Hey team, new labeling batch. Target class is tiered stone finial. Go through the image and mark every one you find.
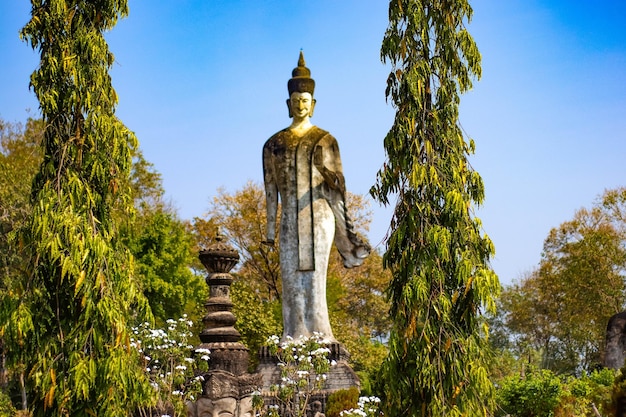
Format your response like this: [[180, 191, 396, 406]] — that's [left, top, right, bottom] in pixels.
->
[[196, 233, 248, 374], [199, 233, 240, 274]]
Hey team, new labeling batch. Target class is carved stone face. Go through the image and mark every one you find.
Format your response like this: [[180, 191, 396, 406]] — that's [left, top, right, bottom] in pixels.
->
[[196, 397, 238, 417], [289, 92, 315, 120], [237, 396, 253, 417]]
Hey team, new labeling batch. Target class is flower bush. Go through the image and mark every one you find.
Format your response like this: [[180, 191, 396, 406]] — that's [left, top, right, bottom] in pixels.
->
[[339, 396, 382, 417], [131, 315, 209, 417], [265, 333, 334, 417]]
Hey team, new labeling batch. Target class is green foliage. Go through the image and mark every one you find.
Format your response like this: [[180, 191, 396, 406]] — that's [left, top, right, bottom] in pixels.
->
[[611, 361, 626, 417], [230, 279, 282, 368], [373, 1, 499, 415], [1, 118, 204, 413], [325, 387, 360, 417], [495, 368, 615, 417], [2, 1, 156, 415], [125, 205, 206, 326], [559, 370, 615, 417]]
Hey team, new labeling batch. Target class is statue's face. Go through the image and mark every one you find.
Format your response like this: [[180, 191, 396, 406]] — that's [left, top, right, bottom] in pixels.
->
[[196, 397, 238, 417], [289, 92, 314, 119]]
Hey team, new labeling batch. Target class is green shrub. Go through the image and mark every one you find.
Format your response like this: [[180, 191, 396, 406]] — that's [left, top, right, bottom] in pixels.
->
[[496, 369, 563, 417], [0, 390, 16, 417], [496, 368, 615, 417], [325, 387, 359, 417]]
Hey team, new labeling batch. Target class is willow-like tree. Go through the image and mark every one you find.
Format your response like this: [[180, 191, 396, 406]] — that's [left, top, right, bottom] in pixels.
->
[[6, 1, 153, 415], [371, 1, 500, 415]]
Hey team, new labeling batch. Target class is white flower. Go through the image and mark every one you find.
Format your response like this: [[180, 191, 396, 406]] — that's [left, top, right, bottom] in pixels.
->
[[201, 355, 210, 361], [172, 390, 182, 396], [185, 357, 195, 363], [195, 348, 211, 354], [175, 365, 187, 371], [330, 360, 337, 366]]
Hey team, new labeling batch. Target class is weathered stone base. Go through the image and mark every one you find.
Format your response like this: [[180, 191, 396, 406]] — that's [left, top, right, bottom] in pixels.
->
[[256, 342, 360, 414]]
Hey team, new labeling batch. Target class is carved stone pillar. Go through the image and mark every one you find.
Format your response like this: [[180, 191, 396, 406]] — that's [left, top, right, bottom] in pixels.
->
[[187, 235, 262, 417]]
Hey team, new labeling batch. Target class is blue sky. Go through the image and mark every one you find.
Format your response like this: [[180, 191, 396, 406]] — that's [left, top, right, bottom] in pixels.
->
[[1, 1, 625, 285]]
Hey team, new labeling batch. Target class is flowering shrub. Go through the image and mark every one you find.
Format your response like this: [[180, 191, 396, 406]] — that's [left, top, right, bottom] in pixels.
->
[[131, 316, 209, 417], [339, 396, 382, 417], [265, 333, 334, 417]]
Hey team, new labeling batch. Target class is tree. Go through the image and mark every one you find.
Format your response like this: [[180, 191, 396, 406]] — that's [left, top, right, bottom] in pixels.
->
[[1, 115, 205, 412], [499, 189, 626, 374], [371, 1, 500, 415], [4, 2, 154, 415], [125, 204, 206, 326]]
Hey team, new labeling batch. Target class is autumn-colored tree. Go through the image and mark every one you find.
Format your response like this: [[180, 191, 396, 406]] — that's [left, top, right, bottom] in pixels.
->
[[4, 2, 154, 415], [200, 181, 282, 301], [500, 188, 626, 374], [372, 1, 500, 415]]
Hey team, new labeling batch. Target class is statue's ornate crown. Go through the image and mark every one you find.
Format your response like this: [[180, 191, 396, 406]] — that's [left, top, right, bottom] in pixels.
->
[[288, 51, 315, 95]]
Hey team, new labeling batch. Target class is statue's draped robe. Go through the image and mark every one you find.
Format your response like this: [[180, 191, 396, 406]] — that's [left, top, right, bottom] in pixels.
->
[[263, 126, 369, 340]]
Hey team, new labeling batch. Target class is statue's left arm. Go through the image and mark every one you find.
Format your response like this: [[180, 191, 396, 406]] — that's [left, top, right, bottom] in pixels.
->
[[313, 135, 371, 268]]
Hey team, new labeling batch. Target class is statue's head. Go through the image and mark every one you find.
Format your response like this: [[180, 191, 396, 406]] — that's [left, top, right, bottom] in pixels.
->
[[287, 51, 316, 119]]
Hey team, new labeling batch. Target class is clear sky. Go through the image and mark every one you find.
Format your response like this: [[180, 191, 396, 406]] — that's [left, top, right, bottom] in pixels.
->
[[1, 1, 625, 285]]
